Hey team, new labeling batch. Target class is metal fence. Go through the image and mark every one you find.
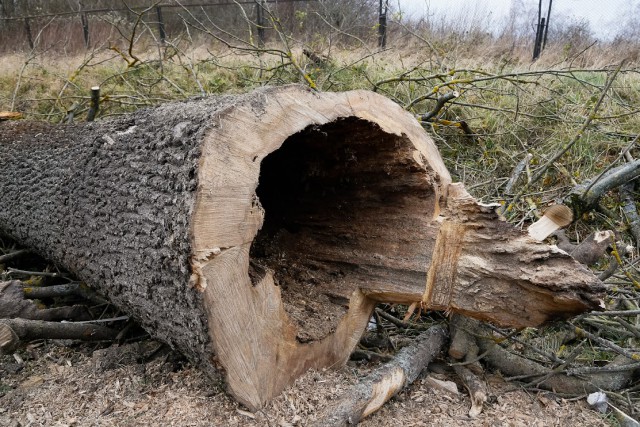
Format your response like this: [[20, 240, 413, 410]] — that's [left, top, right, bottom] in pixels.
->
[[0, 0, 389, 52]]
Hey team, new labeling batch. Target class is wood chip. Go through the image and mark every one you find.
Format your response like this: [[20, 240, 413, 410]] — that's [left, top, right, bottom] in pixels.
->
[[0, 111, 22, 121], [424, 375, 460, 395], [236, 409, 256, 419]]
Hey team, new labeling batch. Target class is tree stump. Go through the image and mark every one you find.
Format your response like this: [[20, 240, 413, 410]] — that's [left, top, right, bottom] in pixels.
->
[[0, 85, 604, 409]]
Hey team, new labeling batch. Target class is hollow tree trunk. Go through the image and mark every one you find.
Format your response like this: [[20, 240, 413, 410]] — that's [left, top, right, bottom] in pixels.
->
[[0, 85, 603, 410]]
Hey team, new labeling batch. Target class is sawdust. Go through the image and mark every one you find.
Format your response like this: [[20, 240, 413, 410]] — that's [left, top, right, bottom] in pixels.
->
[[0, 340, 610, 426]]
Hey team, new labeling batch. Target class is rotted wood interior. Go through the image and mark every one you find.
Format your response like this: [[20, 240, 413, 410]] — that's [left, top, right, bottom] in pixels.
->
[[250, 118, 441, 343]]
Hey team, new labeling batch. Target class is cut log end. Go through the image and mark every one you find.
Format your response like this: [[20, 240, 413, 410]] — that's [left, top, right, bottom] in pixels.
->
[[528, 204, 573, 241], [191, 88, 451, 408], [0, 323, 19, 355]]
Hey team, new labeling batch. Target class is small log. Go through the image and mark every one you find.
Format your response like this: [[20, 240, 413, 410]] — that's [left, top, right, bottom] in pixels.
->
[[22, 282, 82, 299], [6, 267, 66, 278], [569, 231, 614, 265], [471, 319, 640, 393], [0, 318, 118, 355], [311, 325, 447, 426], [554, 230, 613, 265], [24, 282, 108, 305], [570, 160, 640, 215], [453, 364, 487, 418], [450, 315, 640, 395], [449, 313, 486, 417], [0, 280, 91, 321], [0, 249, 29, 263], [448, 314, 480, 362]]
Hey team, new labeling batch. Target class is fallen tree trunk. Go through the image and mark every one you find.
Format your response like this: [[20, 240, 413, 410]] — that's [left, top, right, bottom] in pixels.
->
[[0, 85, 604, 409]]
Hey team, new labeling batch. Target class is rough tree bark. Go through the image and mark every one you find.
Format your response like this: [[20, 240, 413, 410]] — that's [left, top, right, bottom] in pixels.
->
[[0, 85, 604, 410]]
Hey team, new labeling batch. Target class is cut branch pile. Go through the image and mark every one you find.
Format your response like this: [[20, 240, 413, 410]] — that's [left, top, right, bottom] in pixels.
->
[[0, 246, 134, 354]]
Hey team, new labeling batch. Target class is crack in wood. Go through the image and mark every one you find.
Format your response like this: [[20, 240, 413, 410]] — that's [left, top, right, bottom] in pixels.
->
[[423, 220, 466, 311]]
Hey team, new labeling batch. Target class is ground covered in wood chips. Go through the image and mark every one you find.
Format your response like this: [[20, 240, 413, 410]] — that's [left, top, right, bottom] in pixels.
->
[[0, 339, 611, 427]]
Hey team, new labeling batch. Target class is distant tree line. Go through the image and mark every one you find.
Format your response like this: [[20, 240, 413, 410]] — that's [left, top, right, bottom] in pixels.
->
[[0, 0, 380, 52]]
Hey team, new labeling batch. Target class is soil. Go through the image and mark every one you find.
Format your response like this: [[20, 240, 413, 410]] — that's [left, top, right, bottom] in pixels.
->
[[0, 339, 610, 427]]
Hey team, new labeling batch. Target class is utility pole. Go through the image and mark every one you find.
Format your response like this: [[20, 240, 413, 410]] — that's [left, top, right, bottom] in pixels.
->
[[533, 0, 552, 60], [543, 0, 553, 50]]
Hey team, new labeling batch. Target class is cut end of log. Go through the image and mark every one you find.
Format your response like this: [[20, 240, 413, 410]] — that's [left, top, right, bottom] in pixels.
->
[[191, 86, 452, 409], [528, 204, 573, 241], [0, 322, 19, 355]]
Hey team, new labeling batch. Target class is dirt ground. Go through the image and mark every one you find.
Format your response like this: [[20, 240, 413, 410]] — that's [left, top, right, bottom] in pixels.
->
[[0, 339, 611, 427]]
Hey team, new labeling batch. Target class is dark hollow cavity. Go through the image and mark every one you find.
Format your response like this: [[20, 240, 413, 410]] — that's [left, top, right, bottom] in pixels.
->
[[250, 118, 437, 343]]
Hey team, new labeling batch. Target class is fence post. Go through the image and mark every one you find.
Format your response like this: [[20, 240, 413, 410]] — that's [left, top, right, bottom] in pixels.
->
[[532, 17, 545, 60], [542, 0, 553, 50], [378, 0, 387, 48], [24, 17, 34, 49], [256, 0, 265, 47], [80, 11, 90, 48], [156, 6, 166, 44], [532, 0, 542, 60], [87, 86, 100, 122]]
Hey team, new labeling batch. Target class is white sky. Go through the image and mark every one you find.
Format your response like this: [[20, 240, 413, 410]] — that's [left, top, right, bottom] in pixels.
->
[[395, 0, 639, 39]]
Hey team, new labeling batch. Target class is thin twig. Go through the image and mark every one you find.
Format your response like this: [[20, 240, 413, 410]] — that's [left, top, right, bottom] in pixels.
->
[[6, 268, 68, 278], [505, 61, 626, 215], [0, 249, 30, 264], [572, 324, 640, 361]]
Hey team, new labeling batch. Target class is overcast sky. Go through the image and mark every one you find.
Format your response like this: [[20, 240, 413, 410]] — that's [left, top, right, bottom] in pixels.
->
[[395, 0, 638, 39]]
